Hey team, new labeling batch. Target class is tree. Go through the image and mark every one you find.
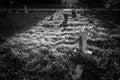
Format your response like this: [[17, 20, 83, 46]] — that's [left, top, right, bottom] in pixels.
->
[[61, 0, 79, 8], [105, 0, 120, 8]]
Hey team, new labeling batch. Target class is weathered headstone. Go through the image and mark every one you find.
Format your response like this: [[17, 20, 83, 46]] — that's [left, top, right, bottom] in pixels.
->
[[64, 14, 68, 20], [79, 31, 88, 54], [73, 65, 84, 80], [24, 5, 29, 13], [72, 10, 77, 18], [60, 14, 68, 28]]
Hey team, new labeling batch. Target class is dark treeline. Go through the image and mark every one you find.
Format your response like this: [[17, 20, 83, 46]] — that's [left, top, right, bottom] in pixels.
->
[[0, 0, 61, 7], [0, 0, 102, 7], [0, 0, 120, 8]]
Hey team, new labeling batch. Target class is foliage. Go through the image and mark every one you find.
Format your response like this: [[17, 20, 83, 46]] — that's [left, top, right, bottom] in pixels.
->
[[105, 0, 120, 8], [61, 0, 79, 8], [0, 43, 74, 80], [0, 46, 26, 79]]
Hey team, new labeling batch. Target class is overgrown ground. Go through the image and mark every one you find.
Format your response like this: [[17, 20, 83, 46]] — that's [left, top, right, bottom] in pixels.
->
[[0, 9, 120, 80]]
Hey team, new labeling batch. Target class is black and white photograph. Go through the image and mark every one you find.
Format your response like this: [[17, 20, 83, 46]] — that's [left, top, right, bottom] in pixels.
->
[[0, 0, 120, 80]]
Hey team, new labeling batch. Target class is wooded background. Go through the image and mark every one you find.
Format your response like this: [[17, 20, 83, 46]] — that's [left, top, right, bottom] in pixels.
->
[[0, 0, 120, 8]]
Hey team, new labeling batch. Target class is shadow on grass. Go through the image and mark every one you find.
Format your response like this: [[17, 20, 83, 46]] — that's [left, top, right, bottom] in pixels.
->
[[0, 11, 54, 42], [91, 10, 120, 29]]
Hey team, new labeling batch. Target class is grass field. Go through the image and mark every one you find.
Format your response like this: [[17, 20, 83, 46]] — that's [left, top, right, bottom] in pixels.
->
[[0, 9, 120, 80]]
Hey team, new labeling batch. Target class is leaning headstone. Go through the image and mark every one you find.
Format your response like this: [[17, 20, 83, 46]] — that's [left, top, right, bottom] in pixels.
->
[[73, 65, 84, 80], [60, 14, 68, 28]]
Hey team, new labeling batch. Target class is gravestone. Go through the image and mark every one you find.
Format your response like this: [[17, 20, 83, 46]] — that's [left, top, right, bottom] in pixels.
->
[[73, 65, 84, 80], [60, 14, 68, 28], [24, 5, 29, 13], [72, 10, 77, 18], [79, 31, 88, 54]]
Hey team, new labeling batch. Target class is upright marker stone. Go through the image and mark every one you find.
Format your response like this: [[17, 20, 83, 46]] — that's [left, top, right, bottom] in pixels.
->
[[24, 5, 29, 13], [79, 31, 88, 54], [72, 10, 77, 18]]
